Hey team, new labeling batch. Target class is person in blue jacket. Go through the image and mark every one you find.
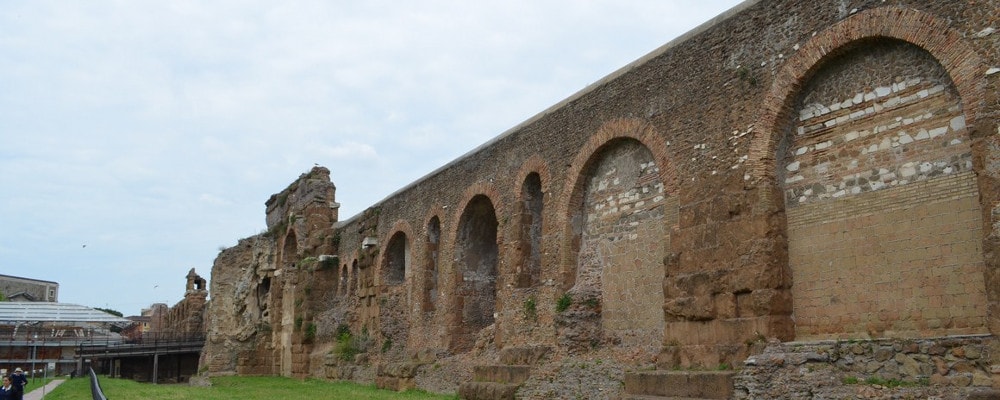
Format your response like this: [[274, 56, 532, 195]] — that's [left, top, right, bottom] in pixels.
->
[[0, 375, 23, 400]]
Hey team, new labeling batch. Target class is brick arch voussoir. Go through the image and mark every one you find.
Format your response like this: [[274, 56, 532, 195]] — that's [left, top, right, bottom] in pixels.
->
[[444, 182, 506, 285], [514, 155, 553, 195], [747, 6, 986, 187], [446, 182, 507, 248], [554, 117, 677, 287], [377, 219, 415, 287]]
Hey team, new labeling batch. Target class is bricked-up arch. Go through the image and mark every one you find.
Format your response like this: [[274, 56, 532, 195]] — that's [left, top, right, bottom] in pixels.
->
[[281, 231, 298, 269], [747, 6, 987, 200], [339, 263, 348, 297], [774, 37, 988, 339], [383, 231, 409, 286], [515, 172, 543, 288], [566, 137, 671, 346], [350, 259, 359, 297], [423, 215, 441, 312], [450, 194, 499, 353]]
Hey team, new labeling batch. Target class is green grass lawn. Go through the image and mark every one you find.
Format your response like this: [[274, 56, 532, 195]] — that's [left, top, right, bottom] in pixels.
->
[[43, 375, 458, 400]]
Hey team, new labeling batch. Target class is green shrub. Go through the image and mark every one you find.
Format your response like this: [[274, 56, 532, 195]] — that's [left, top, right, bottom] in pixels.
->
[[556, 293, 572, 313], [304, 323, 317, 343], [523, 296, 538, 321]]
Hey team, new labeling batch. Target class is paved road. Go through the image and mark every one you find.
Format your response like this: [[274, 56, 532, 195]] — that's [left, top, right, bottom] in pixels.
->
[[23, 379, 66, 400]]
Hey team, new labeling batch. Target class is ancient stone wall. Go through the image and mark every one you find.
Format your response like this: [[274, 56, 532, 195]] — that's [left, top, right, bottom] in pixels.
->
[[155, 269, 209, 335], [202, 0, 1000, 396]]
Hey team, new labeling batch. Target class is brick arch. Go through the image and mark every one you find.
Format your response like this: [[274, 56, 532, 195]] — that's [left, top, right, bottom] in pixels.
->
[[746, 6, 986, 186], [553, 118, 677, 346], [377, 219, 415, 286], [514, 154, 553, 192], [445, 182, 506, 353], [556, 118, 678, 290], [420, 207, 446, 313], [445, 182, 508, 248], [746, 6, 991, 340], [511, 155, 552, 288]]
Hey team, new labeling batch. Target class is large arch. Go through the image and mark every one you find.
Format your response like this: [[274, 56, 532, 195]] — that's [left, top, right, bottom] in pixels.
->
[[747, 6, 987, 187], [557, 119, 678, 346], [748, 8, 990, 340], [449, 194, 500, 353]]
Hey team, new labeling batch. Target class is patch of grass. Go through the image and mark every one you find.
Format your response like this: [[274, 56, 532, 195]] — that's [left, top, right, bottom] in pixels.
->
[[555, 293, 572, 313], [842, 376, 859, 385], [863, 376, 922, 388], [45, 375, 457, 400]]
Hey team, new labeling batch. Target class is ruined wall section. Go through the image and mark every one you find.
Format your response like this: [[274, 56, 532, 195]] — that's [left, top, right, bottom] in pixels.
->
[[323, 0, 1000, 370], [160, 269, 209, 335], [203, 235, 279, 375], [204, 167, 341, 377], [201, 0, 1000, 394]]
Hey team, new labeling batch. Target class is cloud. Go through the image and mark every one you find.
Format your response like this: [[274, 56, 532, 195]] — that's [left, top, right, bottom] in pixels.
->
[[0, 0, 743, 314]]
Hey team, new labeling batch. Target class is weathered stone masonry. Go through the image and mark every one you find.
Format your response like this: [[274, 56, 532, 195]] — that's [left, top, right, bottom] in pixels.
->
[[203, 0, 1000, 398]]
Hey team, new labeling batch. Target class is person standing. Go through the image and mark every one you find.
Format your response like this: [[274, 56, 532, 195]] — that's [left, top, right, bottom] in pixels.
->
[[8, 369, 25, 393], [0, 376, 22, 400]]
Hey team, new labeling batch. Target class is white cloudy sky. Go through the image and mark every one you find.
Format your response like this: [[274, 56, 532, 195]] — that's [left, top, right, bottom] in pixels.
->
[[0, 1, 742, 316]]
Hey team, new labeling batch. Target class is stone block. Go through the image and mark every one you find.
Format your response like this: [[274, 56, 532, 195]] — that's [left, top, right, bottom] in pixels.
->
[[624, 370, 734, 398], [375, 376, 415, 392], [457, 381, 518, 400], [473, 365, 531, 385], [498, 346, 551, 365]]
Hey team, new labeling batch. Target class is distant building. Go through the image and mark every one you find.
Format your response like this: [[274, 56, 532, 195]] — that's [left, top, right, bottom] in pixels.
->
[[0, 274, 58, 302]]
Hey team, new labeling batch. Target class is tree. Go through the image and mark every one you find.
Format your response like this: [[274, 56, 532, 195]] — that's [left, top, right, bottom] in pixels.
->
[[95, 307, 123, 317]]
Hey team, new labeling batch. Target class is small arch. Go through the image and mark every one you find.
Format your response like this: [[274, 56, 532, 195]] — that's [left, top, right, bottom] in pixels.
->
[[339, 263, 348, 297], [424, 215, 442, 312], [350, 259, 359, 296], [383, 231, 409, 286], [281, 231, 298, 269], [514, 172, 543, 288]]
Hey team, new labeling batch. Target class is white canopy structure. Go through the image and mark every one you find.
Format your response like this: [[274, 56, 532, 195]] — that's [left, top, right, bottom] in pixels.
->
[[0, 302, 130, 324]]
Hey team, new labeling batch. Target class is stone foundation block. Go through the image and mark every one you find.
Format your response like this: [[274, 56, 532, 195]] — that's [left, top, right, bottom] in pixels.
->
[[498, 346, 551, 365], [457, 381, 518, 400], [473, 365, 531, 385], [374, 375, 415, 392], [624, 370, 734, 399]]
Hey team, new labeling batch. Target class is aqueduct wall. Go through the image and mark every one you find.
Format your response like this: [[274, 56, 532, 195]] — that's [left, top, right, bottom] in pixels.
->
[[202, 0, 1000, 397]]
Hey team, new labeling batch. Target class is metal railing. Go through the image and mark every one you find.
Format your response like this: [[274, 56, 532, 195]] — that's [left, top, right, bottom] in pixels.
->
[[76, 331, 206, 359], [88, 366, 108, 400]]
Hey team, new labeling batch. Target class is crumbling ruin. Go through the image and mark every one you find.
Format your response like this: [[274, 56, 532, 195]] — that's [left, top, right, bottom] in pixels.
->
[[201, 0, 1000, 398]]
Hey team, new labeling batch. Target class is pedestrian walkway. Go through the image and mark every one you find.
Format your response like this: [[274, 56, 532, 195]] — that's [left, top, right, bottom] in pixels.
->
[[23, 379, 65, 400]]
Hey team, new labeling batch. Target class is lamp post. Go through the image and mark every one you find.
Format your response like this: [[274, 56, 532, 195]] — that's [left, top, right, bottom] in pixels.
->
[[30, 334, 37, 385]]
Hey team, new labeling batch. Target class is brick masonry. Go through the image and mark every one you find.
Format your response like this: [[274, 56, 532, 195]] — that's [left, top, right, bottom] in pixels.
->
[[202, 0, 1000, 397]]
